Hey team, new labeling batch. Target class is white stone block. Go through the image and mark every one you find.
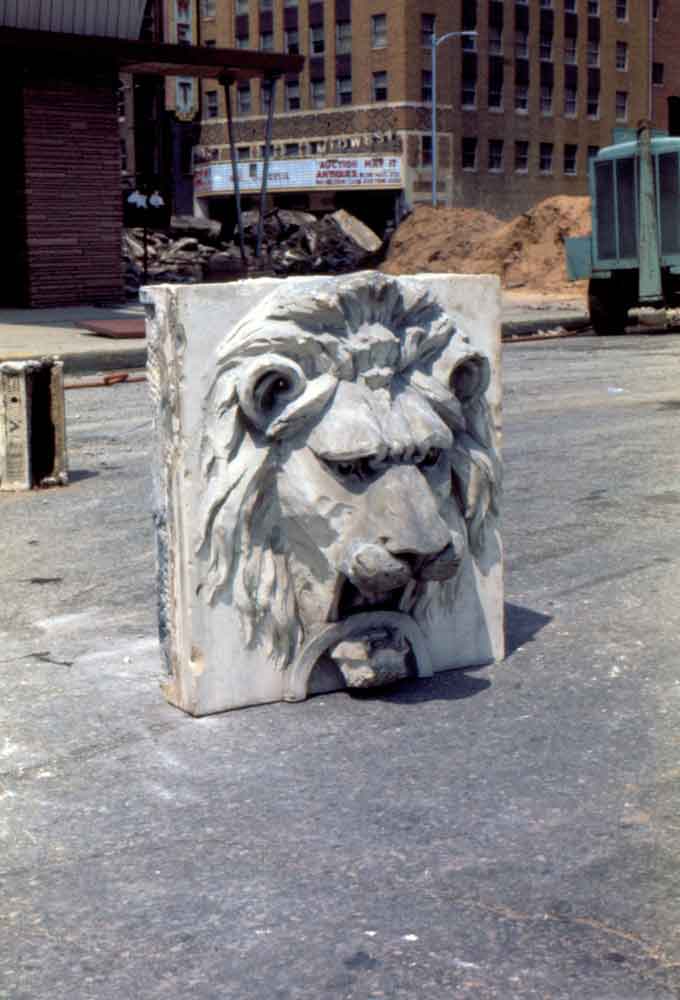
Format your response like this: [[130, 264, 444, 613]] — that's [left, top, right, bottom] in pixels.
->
[[143, 272, 503, 715], [0, 358, 68, 491]]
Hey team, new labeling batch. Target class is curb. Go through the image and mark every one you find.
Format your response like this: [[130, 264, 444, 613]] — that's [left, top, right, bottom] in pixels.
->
[[61, 348, 147, 375], [2, 315, 592, 377], [501, 315, 590, 340]]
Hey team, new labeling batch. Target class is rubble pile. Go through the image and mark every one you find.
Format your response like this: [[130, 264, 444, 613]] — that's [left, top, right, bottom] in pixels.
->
[[123, 209, 384, 295]]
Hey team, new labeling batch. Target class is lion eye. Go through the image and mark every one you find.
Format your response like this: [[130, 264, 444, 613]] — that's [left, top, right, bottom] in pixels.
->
[[332, 461, 357, 478], [419, 447, 442, 468]]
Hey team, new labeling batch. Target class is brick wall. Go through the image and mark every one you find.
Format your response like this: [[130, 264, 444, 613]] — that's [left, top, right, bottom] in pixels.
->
[[22, 75, 123, 308]]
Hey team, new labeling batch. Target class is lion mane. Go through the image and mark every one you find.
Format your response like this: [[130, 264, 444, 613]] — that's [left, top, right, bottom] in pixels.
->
[[197, 272, 500, 669]]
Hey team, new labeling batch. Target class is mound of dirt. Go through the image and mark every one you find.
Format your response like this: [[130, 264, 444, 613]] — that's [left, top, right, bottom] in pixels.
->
[[382, 195, 591, 294]]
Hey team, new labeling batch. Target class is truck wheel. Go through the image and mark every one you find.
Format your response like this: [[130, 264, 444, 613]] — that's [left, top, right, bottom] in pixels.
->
[[588, 279, 629, 335]]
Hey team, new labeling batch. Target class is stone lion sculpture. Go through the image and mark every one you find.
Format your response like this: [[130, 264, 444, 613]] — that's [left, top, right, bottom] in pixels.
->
[[194, 272, 500, 700]]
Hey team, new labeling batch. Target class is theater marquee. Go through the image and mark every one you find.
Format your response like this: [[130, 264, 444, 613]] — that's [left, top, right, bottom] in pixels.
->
[[194, 155, 403, 195]]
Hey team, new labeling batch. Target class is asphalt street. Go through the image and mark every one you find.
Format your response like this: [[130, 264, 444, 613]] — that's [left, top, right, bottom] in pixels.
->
[[1, 331, 680, 999]]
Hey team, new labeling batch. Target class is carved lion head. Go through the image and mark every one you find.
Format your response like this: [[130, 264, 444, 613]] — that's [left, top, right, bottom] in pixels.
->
[[198, 272, 500, 697]]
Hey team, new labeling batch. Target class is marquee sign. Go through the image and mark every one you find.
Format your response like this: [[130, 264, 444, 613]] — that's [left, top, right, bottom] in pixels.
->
[[194, 155, 403, 195]]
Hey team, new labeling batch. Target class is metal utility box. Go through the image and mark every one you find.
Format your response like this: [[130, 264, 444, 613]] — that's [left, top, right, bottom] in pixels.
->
[[0, 358, 68, 490]]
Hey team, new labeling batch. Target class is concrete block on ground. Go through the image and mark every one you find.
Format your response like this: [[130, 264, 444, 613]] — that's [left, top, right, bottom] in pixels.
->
[[0, 358, 68, 491], [143, 272, 503, 715]]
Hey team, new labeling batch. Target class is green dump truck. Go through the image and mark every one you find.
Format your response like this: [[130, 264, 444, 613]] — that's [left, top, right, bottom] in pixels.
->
[[566, 122, 680, 334]]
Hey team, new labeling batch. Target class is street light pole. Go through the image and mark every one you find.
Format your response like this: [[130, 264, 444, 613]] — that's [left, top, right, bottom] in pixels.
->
[[431, 29, 477, 207]]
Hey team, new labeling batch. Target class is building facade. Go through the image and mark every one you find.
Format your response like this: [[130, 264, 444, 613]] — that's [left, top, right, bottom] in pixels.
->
[[184, 0, 656, 227]]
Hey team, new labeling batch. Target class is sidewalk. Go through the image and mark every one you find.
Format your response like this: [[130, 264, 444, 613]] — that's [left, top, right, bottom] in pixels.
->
[[0, 291, 590, 375]]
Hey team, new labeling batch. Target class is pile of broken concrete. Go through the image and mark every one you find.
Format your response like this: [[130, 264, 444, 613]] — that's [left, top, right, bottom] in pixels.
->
[[123, 209, 383, 295]]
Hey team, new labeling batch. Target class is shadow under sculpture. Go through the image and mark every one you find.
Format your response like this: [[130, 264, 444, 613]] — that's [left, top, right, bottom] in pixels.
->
[[145, 271, 503, 715]]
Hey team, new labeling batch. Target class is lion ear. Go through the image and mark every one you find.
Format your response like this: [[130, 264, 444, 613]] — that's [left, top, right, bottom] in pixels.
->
[[237, 354, 336, 438], [237, 355, 307, 432]]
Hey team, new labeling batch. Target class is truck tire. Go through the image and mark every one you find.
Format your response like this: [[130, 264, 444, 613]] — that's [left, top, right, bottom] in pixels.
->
[[588, 278, 629, 335]]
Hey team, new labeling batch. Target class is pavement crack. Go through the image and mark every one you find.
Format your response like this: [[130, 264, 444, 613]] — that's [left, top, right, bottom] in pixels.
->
[[464, 898, 680, 970]]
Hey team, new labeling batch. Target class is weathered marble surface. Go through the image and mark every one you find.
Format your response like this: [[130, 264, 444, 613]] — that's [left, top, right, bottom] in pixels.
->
[[143, 272, 503, 715], [0, 358, 67, 491]]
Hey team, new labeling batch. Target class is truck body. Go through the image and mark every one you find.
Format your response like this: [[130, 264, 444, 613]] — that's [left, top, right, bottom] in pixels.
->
[[565, 124, 680, 333]]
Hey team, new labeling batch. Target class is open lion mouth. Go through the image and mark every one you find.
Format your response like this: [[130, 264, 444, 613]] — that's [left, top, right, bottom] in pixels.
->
[[329, 576, 421, 623], [324, 577, 423, 687]]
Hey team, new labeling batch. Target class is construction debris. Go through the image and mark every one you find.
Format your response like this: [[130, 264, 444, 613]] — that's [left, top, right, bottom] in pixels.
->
[[122, 209, 384, 295]]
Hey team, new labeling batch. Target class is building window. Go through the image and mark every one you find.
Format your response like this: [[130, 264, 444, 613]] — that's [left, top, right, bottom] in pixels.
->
[[653, 0, 660, 16], [421, 135, 432, 166], [260, 80, 273, 112], [371, 13, 387, 49], [488, 139, 504, 171], [372, 71, 388, 102], [540, 85, 553, 114], [237, 83, 251, 114], [515, 84, 528, 112], [421, 13, 435, 47], [260, 31, 273, 50], [462, 79, 476, 108], [236, 33, 249, 47], [309, 80, 326, 108], [285, 29, 299, 53], [201, 0, 216, 15], [587, 88, 600, 117], [336, 74, 352, 105], [515, 31, 528, 59], [236, 0, 248, 11], [237, 146, 250, 160], [616, 90, 628, 121], [616, 41, 628, 71], [462, 32, 476, 51], [489, 84, 503, 109], [284, 142, 300, 156], [462, 137, 477, 170], [653, 62, 665, 86], [310, 25, 324, 53], [489, 27, 502, 55], [565, 37, 577, 64], [539, 142, 553, 172], [285, 78, 300, 110], [587, 41, 599, 67], [587, 145, 600, 162], [515, 140, 529, 171], [616, 0, 627, 20], [564, 87, 577, 115], [588, 0, 599, 13], [310, 79, 325, 108], [421, 69, 432, 103], [564, 143, 577, 174], [260, 0, 273, 9], [176, 22, 192, 44], [565, 0, 576, 9], [206, 89, 218, 118], [336, 20, 352, 54], [540, 33, 553, 61], [540, 0, 553, 7]]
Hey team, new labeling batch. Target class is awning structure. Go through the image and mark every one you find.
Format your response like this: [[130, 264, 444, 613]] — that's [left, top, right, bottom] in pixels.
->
[[0, 25, 304, 82], [0, 0, 147, 40]]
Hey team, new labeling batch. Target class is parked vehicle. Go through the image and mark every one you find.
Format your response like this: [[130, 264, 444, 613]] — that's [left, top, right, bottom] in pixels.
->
[[566, 122, 680, 334]]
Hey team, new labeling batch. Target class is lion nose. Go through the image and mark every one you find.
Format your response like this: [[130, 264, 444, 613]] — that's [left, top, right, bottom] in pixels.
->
[[364, 464, 455, 565]]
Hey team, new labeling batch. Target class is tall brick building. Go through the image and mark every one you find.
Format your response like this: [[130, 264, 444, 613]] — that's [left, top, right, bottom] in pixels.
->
[[185, 0, 657, 227]]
